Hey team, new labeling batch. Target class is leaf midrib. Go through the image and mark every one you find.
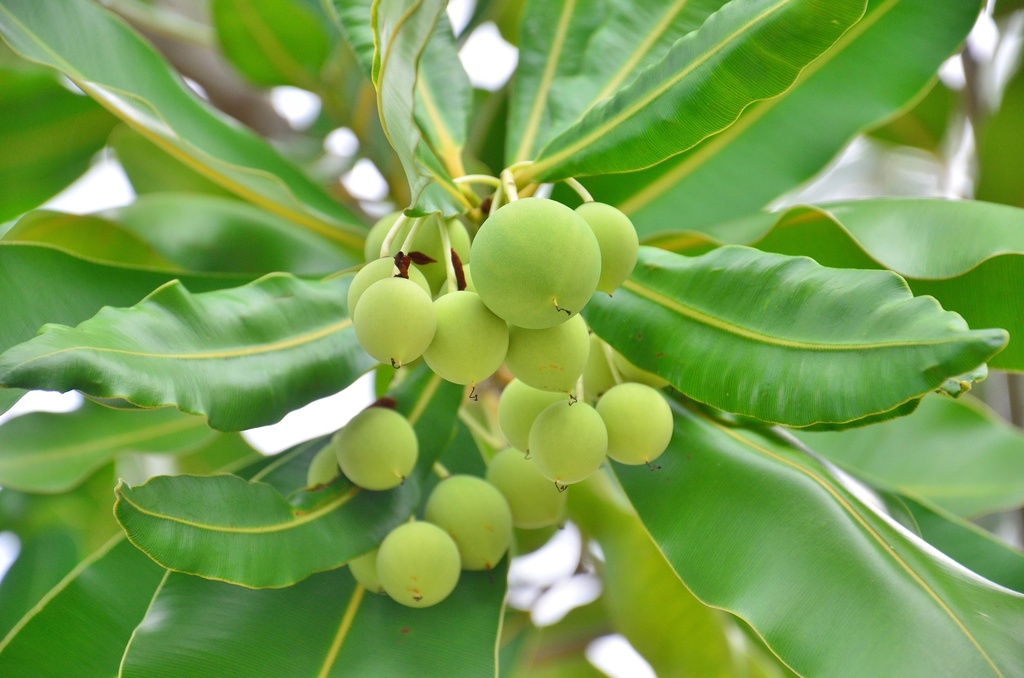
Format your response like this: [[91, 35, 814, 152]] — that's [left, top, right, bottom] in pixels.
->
[[621, 278, 977, 351]]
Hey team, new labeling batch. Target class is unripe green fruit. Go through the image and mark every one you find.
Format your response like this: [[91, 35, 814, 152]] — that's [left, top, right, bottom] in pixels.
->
[[485, 448, 567, 529], [612, 349, 670, 389], [423, 291, 508, 385], [497, 379, 565, 451], [575, 202, 639, 294], [353, 277, 436, 368], [306, 443, 339, 487], [364, 212, 471, 294], [529, 401, 608, 485], [333, 407, 418, 491], [348, 548, 384, 594], [347, 257, 430, 316], [424, 475, 513, 570], [471, 198, 600, 329], [376, 521, 461, 608], [597, 383, 673, 465], [461, 263, 476, 292], [505, 314, 589, 393], [582, 334, 617, 403]]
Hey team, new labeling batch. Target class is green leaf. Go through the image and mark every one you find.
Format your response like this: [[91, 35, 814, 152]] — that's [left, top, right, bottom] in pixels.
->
[[0, 242, 253, 357], [570, 474, 737, 677], [653, 199, 1024, 370], [582, 0, 983, 235], [507, 0, 720, 165], [4, 210, 183, 270], [108, 124, 235, 197], [211, 0, 332, 89], [0, 389, 26, 417], [0, 536, 166, 677], [796, 395, 1024, 518], [119, 563, 507, 676], [902, 496, 1024, 594], [104, 193, 359, 275], [370, 0, 468, 214], [0, 401, 215, 493], [502, 602, 611, 678], [0, 67, 116, 222], [113, 367, 462, 587], [522, 0, 866, 181], [868, 77, 956, 152], [415, 11, 472, 177], [0, 0, 365, 251], [616, 403, 1024, 677], [584, 246, 1007, 427], [0, 531, 79, 640], [977, 53, 1024, 207], [0, 274, 375, 431]]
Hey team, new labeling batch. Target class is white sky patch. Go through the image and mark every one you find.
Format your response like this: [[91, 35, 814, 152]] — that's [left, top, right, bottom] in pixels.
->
[[242, 373, 375, 454], [587, 635, 657, 678], [0, 533, 20, 584], [459, 22, 518, 91], [0, 391, 84, 427], [324, 127, 360, 157], [531, 573, 602, 626], [43, 154, 135, 214], [446, 0, 475, 36], [270, 86, 322, 130], [342, 158, 390, 201]]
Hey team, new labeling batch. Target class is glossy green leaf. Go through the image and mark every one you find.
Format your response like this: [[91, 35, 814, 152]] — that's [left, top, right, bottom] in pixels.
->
[[616, 403, 1024, 677], [583, 0, 982, 236], [522, 0, 866, 181], [868, 77, 956, 152], [415, 11, 472, 177], [0, 401, 215, 493], [4, 210, 181, 270], [0, 242, 252, 358], [796, 395, 1024, 518], [0, 390, 25, 417], [108, 124, 235, 197], [0, 274, 374, 431], [119, 563, 507, 677], [370, 0, 467, 214], [902, 496, 1024, 594], [0, 531, 78, 640], [105, 193, 358, 275], [0, 68, 116, 222], [507, 0, 720, 164], [0, 0, 365, 250], [114, 367, 461, 587], [651, 199, 1024, 371], [0, 536, 165, 677], [570, 474, 737, 677], [584, 246, 1007, 427], [212, 0, 332, 89]]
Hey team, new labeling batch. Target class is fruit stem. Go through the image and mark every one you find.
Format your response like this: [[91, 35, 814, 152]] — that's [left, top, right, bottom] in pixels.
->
[[575, 374, 586, 404], [601, 341, 624, 385], [437, 216, 458, 295], [380, 212, 410, 259], [432, 461, 451, 480], [500, 168, 519, 202], [454, 174, 502, 189], [457, 407, 505, 453], [563, 177, 594, 203]]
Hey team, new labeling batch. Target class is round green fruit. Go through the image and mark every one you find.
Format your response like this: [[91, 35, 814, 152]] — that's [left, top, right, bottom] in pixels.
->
[[306, 443, 339, 487], [348, 548, 384, 594], [376, 521, 461, 608], [471, 198, 600, 329], [333, 406, 418, 491], [497, 379, 565, 451], [425, 475, 513, 570], [529, 401, 608, 485], [575, 202, 639, 294], [505, 314, 589, 393], [597, 383, 673, 465], [353, 276, 436, 368], [423, 291, 508, 385], [485, 448, 567, 529], [347, 257, 430, 316]]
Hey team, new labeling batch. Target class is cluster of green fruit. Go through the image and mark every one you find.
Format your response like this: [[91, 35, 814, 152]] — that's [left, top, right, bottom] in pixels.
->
[[320, 194, 678, 608]]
